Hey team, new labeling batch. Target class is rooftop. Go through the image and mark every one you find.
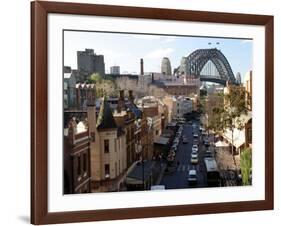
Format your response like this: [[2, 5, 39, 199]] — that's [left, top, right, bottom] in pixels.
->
[[96, 97, 117, 130], [154, 136, 170, 145]]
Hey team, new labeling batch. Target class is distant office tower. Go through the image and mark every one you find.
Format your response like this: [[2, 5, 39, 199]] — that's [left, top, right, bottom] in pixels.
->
[[63, 66, 72, 73], [77, 49, 105, 80], [161, 57, 172, 75], [110, 66, 120, 75], [236, 72, 242, 84], [179, 57, 188, 75]]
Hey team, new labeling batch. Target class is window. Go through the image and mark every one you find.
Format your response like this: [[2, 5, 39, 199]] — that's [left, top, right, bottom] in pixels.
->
[[83, 153, 87, 173], [90, 132, 95, 142], [77, 155, 81, 176], [104, 164, 110, 177], [119, 160, 121, 173], [126, 129, 130, 140], [247, 127, 252, 143], [104, 139, 109, 153]]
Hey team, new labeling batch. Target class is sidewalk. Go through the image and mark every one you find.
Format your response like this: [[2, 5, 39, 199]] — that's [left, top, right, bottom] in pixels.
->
[[153, 160, 167, 185], [215, 148, 240, 186], [215, 148, 240, 171]]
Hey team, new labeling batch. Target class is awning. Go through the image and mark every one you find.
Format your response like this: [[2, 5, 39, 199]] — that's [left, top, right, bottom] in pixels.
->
[[215, 140, 229, 147], [222, 128, 245, 148]]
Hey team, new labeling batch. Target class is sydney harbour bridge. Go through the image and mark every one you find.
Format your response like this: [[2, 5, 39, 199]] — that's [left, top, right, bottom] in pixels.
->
[[175, 48, 237, 86]]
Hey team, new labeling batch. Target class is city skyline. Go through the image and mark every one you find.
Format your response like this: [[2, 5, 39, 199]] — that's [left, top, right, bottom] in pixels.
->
[[64, 30, 252, 80]]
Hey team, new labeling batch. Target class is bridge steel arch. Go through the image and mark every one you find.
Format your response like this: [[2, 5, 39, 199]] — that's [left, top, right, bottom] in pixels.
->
[[178, 48, 236, 84]]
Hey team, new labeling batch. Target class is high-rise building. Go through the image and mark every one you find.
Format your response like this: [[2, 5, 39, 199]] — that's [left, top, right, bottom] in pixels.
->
[[110, 66, 120, 75], [179, 57, 188, 75], [77, 49, 105, 80], [161, 57, 172, 75], [236, 72, 242, 84]]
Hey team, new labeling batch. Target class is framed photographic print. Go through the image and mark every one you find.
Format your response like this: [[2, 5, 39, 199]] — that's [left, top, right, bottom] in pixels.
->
[[31, 1, 274, 225]]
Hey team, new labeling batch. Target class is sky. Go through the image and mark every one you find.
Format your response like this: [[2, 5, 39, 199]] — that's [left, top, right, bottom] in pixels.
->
[[64, 30, 253, 81]]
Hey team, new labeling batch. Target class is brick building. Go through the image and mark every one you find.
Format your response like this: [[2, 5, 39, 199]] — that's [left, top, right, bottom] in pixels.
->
[[64, 118, 91, 194]]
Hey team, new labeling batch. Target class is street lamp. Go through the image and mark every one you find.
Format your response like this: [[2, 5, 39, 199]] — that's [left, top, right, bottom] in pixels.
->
[[105, 173, 110, 192]]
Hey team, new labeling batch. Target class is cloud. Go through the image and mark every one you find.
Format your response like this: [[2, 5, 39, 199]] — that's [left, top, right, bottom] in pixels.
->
[[241, 39, 252, 44], [100, 49, 128, 59], [163, 37, 176, 43], [145, 48, 174, 59]]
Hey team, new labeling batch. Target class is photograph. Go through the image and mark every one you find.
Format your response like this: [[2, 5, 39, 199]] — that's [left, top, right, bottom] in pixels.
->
[[63, 30, 253, 194]]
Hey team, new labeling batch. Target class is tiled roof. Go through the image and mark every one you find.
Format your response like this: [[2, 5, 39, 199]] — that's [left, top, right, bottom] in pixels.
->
[[125, 102, 142, 119], [75, 83, 95, 89], [96, 97, 117, 130]]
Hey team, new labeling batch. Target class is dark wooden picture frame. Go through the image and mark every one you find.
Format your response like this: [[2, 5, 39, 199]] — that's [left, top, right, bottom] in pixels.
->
[[31, 1, 274, 224]]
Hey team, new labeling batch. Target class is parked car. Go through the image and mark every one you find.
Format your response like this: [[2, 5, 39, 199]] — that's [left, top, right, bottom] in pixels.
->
[[201, 131, 207, 136], [193, 133, 199, 139], [172, 143, 178, 151], [205, 141, 210, 147], [183, 137, 189, 144], [193, 139, 199, 145], [176, 132, 182, 137], [190, 153, 199, 164], [188, 169, 198, 185], [192, 144, 198, 152], [205, 149, 213, 158]]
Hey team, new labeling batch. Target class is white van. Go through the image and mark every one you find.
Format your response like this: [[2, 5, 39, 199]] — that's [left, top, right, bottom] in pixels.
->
[[150, 185, 165, 190]]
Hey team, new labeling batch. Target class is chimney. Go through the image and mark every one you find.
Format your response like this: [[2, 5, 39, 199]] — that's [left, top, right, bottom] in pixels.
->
[[117, 90, 125, 112], [140, 58, 144, 75], [119, 90, 124, 100], [86, 84, 96, 106], [128, 90, 134, 103], [151, 73, 154, 83], [67, 118, 77, 144]]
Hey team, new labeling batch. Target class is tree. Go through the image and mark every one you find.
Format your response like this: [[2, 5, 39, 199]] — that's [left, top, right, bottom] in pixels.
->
[[87, 73, 118, 98], [201, 93, 224, 134], [88, 73, 102, 84], [200, 89, 207, 97], [240, 147, 252, 185], [95, 80, 118, 97], [222, 85, 248, 156]]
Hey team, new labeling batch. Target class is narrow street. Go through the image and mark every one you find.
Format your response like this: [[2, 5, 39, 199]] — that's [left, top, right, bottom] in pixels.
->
[[160, 119, 208, 189]]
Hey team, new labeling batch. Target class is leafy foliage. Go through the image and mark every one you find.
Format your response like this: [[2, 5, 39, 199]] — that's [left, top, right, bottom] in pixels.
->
[[88, 73, 102, 84], [201, 92, 224, 133], [87, 73, 118, 98], [222, 86, 248, 154], [240, 147, 252, 185]]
